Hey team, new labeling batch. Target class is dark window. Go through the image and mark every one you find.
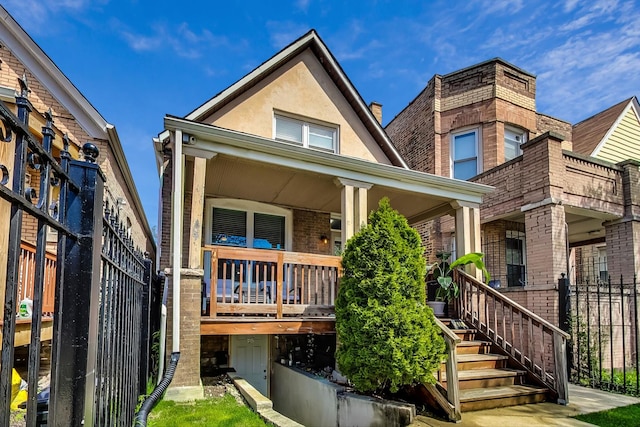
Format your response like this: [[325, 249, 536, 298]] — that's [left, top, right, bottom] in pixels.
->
[[254, 213, 285, 250], [212, 208, 247, 246]]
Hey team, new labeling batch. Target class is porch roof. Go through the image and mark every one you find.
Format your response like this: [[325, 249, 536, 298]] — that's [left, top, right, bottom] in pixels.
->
[[163, 115, 493, 220]]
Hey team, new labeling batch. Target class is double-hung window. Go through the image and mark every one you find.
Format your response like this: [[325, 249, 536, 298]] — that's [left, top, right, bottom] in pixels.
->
[[504, 126, 527, 161], [452, 129, 479, 180], [506, 230, 526, 287], [275, 114, 337, 152]]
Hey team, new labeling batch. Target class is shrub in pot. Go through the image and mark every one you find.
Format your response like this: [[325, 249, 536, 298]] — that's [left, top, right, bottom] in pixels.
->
[[427, 251, 490, 317]]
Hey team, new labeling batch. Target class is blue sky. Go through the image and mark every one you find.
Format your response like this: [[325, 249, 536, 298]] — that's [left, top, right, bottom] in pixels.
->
[[3, 0, 639, 231]]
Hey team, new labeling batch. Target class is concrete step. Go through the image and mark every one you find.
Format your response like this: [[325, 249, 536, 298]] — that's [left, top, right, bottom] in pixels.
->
[[459, 384, 549, 412]]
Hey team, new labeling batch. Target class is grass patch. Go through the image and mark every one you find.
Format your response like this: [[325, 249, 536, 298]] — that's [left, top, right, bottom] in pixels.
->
[[574, 403, 640, 427], [147, 393, 267, 427]]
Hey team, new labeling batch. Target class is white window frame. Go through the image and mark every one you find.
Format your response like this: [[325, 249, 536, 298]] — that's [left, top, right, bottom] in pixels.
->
[[504, 125, 528, 161], [273, 113, 338, 153], [451, 127, 481, 180], [204, 198, 293, 251]]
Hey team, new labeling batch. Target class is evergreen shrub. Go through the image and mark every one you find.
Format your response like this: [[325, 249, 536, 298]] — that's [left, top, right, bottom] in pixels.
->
[[335, 198, 446, 393]]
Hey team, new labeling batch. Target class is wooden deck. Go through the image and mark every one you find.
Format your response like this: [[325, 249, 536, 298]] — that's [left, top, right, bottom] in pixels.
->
[[201, 317, 335, 335], [201, 246, 340, 330], [0, 318, 53, 347]]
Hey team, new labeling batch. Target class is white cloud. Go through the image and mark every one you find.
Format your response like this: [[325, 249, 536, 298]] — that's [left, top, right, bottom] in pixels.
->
[[560, 0, 619, 31], [3, 0, 107, 29], [296, 0, 311, 12], [265, 21, 310, 50], [564, 0, 580, 12], [112, 20, 230, 60]]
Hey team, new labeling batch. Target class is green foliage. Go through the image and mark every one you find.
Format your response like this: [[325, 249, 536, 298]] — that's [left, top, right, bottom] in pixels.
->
[[574, 403, 640, 427], [148, 394, 266, 427], [335, 198, 446, 393], [428, 251, 490, 302]]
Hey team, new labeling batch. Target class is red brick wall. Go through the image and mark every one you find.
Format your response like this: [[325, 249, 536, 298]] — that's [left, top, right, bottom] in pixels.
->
[[0, 41, 154, 257], [292, 209, 332, 255], [385, 77, 438, 174]]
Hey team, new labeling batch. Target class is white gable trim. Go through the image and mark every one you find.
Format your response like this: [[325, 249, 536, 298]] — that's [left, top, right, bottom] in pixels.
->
[[185, 30, 409, 169], [591, 98, 639, 157]]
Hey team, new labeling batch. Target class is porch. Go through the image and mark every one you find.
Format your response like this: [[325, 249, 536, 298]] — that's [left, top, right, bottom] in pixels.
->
[[200, 245, 341, 335], [0, 241, 56, 347], [158, 116, 494, 394]]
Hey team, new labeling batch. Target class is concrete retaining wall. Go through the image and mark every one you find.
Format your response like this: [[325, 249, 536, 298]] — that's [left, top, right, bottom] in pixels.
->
[[271, 363, 415, 427]]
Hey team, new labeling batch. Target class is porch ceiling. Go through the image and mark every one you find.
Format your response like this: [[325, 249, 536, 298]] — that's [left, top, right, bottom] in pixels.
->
[[170, 115, 493, 221], [483, 207, 619, 245], [199, 154, 454, 219]]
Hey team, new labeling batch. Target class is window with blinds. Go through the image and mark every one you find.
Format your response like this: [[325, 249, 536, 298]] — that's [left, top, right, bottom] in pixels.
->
[[254, 213, 285, 250], [275, 114, 337, 152], [212, 208, 247, 246], [211, 206, 286, 250]]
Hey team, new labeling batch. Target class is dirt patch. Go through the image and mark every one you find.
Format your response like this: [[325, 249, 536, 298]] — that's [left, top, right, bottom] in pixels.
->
[[202, 374, 244, 405]]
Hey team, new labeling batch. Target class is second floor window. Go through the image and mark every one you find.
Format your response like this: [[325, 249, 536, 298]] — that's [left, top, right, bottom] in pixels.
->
[[504, 126, 527, 161], [452, 129, 479, 180], [275, 114, 337, 152]]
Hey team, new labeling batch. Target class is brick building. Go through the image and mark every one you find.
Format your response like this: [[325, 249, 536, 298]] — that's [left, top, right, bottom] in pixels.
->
[[0, 6, 155, 343], [386, 58, 640, 325]]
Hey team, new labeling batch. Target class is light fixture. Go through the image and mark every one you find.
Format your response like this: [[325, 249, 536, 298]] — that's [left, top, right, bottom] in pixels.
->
[[320, 235, 328, 244]]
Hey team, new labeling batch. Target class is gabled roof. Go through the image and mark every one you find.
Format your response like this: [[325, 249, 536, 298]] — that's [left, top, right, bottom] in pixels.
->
[[0, 5, 154, 247], [572, 97, 635, 156], [186, 29, 408, 169]]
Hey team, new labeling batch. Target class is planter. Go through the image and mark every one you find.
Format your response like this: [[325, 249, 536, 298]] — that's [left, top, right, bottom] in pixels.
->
[[427, 301, 446, 317]]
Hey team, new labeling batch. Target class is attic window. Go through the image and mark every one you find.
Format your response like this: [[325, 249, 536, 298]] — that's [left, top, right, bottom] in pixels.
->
[[274, 114, 337, 153]]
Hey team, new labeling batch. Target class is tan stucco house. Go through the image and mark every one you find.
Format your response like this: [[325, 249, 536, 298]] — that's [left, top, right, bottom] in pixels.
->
[[155, 30, 493, 399]]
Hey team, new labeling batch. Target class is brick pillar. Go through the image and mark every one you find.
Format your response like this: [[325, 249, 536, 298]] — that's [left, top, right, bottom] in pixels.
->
[[165, 268, 204, 400], [518, 132, 567, 325], [604, 160, 640, 281], [523, 203, 567, 287]]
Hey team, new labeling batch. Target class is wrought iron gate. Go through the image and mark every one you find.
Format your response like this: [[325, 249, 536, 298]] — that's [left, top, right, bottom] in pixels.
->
[[0, 78, 159, 426], [561, 273, 640, 397]]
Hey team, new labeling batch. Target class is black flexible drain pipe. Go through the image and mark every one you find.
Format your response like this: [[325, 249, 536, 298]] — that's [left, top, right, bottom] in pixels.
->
[[133, 352, 180, 426]]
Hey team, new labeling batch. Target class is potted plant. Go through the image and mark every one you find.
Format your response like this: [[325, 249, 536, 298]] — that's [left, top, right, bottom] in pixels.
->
[[426, 251, 490, 317]]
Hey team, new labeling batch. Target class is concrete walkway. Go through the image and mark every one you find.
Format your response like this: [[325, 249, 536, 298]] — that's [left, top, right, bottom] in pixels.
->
[[412, 384, 640, 426]]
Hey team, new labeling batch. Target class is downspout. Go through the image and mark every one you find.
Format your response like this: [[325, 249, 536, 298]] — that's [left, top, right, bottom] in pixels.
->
[[171, 129, 183, 355], [134, 131, 184, 425]]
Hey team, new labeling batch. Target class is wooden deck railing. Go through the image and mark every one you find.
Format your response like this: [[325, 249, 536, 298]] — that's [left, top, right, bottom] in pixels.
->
[[18, 241, 56, 316], [430, 317, 462, 422], [201, 245, 342, 318], [455, 270, 570, 404]]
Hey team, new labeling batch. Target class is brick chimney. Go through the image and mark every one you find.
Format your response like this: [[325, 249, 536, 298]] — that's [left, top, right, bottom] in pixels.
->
[[369, 101, 382, 124]]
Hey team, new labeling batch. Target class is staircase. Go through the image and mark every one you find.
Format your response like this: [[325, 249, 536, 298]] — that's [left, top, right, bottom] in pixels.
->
[[438, 321, 550, 412]]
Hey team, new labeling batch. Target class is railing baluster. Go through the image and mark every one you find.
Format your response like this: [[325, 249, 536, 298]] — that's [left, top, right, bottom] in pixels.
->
[[501, 299, 506, 351], [492, 295, 498, 342]]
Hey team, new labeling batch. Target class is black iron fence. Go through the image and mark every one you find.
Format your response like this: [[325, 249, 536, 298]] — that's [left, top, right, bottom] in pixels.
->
[[94, 209, 156, 426], [0, 78, 160, 426], [562, 274, 640, 396]]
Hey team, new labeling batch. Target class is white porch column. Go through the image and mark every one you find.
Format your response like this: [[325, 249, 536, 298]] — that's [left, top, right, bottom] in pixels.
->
[[355, 185, 373, 232], [341, 183, 354, 247], [336, 178, 373, 248], [188, 156, 207, 269], [452, 201, 482, 280]]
